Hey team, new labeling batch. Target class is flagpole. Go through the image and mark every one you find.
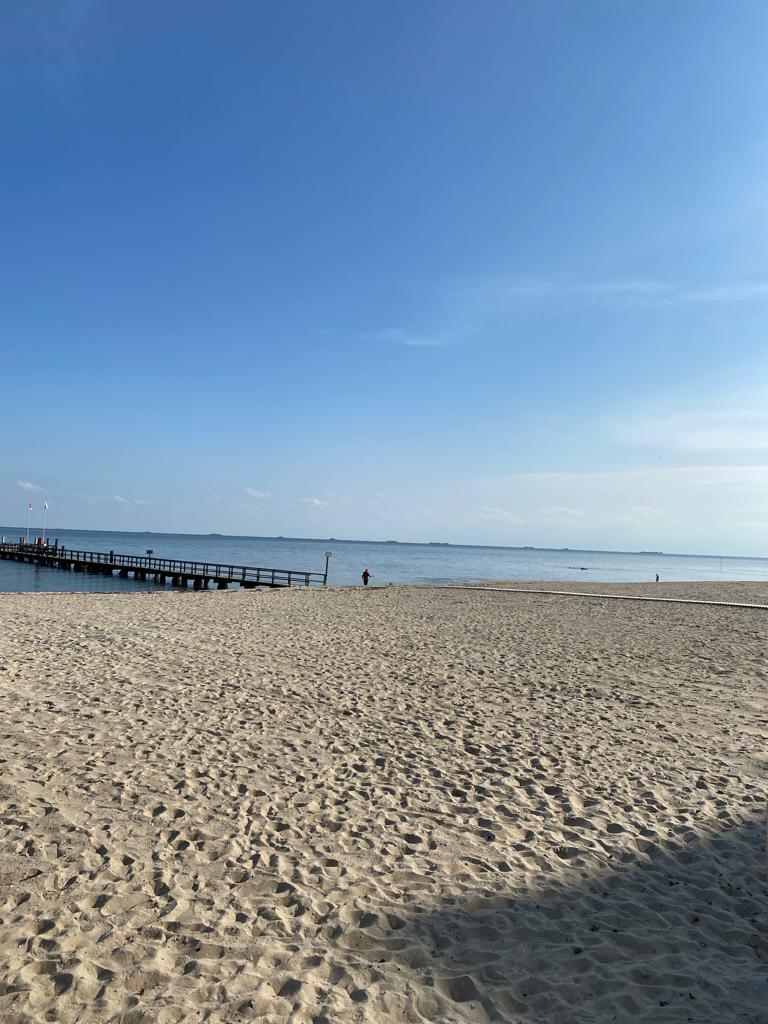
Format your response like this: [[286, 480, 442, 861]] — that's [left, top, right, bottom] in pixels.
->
[[26, 503, 32, 544], [42, 502, 48, 544]]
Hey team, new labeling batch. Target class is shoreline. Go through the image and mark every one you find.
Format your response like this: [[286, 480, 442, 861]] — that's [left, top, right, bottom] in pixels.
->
[[4, 577, 768, 598]]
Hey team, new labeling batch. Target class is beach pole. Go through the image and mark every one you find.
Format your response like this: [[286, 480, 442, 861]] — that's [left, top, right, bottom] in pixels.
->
[[42, 502, 49, 544], [324, 550, 332, 587], [25, 502, 32, 544]]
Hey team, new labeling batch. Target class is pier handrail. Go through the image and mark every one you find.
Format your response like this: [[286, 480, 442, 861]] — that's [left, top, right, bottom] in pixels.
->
[[0, 542, 327, 587]]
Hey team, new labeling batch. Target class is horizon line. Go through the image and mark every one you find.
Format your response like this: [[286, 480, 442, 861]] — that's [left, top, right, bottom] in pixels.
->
[[0, 524, 765, 563]]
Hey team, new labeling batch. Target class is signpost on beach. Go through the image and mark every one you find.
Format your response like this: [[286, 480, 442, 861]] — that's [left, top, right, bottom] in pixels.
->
[[324, 551, 332, 587]]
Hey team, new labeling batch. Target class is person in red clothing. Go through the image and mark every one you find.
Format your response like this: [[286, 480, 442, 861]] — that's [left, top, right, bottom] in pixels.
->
[[361, 568, 372, 586]]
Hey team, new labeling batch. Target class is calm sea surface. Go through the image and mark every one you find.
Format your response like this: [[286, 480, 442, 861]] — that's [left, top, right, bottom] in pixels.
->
[[1, 527, 768, 593]]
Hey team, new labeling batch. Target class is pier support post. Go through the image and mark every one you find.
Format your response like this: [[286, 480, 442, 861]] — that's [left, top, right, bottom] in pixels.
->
[[119, 568, 129, 578], [217, 580, 229, 590], [193, 578, 203, 591]]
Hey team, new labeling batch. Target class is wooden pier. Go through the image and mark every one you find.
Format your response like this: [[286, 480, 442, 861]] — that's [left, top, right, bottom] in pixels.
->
[[0, 542, 327, 590]]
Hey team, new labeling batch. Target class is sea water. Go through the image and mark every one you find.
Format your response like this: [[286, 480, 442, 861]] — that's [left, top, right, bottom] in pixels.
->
[[1, 527, 767, 593]]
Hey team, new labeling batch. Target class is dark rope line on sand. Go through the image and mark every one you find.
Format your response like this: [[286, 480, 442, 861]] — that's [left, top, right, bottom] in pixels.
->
[[434, 584, 768, 611]]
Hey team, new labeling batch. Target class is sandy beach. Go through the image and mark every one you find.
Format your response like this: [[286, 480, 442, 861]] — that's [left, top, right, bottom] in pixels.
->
[[0, 582, 766, 1023]]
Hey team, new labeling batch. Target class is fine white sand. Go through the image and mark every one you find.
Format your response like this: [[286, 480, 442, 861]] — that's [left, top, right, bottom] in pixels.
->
[[0, 583, 766, 1023]]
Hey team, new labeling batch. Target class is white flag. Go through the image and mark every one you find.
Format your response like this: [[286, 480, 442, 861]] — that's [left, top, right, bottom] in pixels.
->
[[44, 502, 48, 510]]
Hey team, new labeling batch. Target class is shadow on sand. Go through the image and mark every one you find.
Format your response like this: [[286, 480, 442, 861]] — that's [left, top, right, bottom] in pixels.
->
[[346, 811, 767, 1023]]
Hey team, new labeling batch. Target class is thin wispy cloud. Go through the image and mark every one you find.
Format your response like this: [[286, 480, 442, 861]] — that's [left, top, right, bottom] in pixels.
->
[[110, 494, 151, 507], [478, 506, 524, 524], [493, 277, 768, 308], [502, 279, 671, 300], [583, 280, 672, 297], [611, 506, 669, 526], [244, 487, 271, 499], [541, 505, 586, 520], [472, 465, 768, 488], [455, 463, 768, 552], [358, 328, 448, 348], [478, 504, 584, 526], [331, 275, 768, 361], [17, 481, 43, 493], [378, 273, 768, 358], [619, 409, 768, 452], [679, 282, 768, 304], [301, 497, 330, 507]]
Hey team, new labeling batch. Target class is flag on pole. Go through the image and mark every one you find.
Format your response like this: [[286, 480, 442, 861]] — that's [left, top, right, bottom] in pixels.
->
[[44, 502, 48, 510], [27, 502, 33, 511]]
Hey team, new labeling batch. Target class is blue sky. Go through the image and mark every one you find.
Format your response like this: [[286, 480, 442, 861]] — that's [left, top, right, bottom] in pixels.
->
[[2, 1, 768, 554]]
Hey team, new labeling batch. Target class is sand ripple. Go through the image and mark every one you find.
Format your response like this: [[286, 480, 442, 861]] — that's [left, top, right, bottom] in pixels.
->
[[0, 584, 766, 1022]]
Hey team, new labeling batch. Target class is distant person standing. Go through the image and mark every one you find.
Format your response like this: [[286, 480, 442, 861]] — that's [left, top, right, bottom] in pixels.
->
[[655, 573, 660, 583], [362, 568, 372, 586]]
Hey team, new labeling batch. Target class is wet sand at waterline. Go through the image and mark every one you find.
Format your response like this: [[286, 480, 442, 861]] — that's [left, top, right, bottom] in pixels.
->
[[0, 584, 766, 1023]]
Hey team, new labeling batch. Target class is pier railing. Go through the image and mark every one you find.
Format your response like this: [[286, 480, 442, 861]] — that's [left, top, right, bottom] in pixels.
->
[[0, 542, 327, 589]]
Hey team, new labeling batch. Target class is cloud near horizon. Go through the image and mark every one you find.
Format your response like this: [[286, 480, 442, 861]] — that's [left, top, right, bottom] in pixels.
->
[[441, 463, 768, 553], [541, 505, 586, 520], [478, 506, 525, 524]]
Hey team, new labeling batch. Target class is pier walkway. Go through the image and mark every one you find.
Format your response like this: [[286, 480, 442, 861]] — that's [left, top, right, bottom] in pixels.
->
[[0, 542, 327, 590]]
